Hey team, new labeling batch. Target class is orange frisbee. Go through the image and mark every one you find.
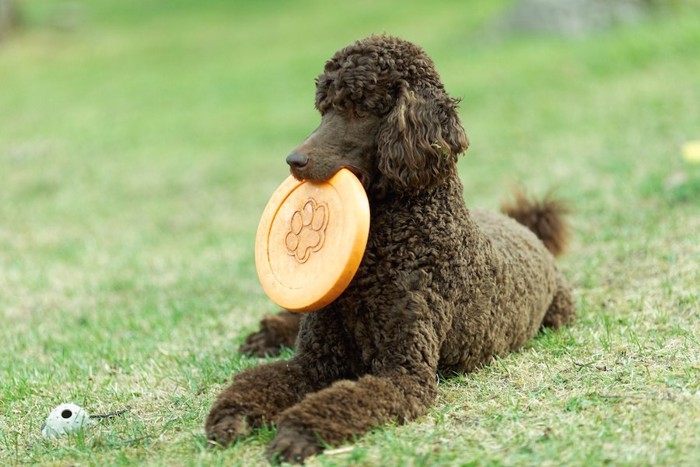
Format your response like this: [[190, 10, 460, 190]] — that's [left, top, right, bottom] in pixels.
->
[[255, 169, 370, 312]]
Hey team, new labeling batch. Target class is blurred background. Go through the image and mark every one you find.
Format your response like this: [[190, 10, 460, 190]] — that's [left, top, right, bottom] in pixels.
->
[[1, 1, 699, 463], [3, 1, 698, 276]]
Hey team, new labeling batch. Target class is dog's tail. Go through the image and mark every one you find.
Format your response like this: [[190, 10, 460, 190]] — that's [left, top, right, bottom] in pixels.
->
[[501, 189, 570, 257]]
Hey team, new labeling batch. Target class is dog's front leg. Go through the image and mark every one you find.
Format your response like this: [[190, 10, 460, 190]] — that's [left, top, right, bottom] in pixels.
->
[[206, 311, 349, 446], [265, 280, 442, 463], [205, 353, 341, 446], [266, 366, 438, 463]]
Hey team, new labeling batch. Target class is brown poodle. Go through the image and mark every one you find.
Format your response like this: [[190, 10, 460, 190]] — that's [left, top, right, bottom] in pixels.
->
[[205, 34, 574, 463]]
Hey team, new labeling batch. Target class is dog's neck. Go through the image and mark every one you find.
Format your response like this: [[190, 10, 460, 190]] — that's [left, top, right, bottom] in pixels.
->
[[368, 173, 465, 209], [361, 172, 477, 256]]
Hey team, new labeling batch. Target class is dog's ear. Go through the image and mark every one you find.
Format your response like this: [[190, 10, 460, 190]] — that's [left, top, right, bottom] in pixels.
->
[[376, 83, 468, 192]]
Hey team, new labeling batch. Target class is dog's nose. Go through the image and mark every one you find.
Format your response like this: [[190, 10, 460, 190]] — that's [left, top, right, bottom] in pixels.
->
[[286, 152, 309, 169]]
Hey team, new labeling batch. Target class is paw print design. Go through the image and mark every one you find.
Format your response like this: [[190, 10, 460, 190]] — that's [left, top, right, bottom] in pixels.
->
[[285, 199, 329, 263]]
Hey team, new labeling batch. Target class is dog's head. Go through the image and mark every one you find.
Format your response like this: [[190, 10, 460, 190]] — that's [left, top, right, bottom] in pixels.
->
[[286, 35, 468, 197]]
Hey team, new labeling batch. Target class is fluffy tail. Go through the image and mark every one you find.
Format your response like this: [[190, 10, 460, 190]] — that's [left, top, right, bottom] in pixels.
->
[[501, 190, 570, 257]]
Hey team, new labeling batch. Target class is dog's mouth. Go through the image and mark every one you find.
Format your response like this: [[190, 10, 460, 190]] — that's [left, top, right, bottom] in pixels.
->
[[342, 166, 370, 189], [289, 166, 369, 190], [288, 167, 307, 182]]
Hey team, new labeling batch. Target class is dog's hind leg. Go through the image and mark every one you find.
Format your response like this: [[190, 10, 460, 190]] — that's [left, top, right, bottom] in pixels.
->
[[542, 271, 574, 330], [239, 310, 301, 357]]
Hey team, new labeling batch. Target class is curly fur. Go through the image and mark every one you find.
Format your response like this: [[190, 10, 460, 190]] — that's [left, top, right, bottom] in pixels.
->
[[205, 35, 575, 464]]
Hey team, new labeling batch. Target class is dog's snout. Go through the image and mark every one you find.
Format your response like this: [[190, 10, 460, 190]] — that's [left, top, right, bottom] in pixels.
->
[[286, 152, 309, 169]]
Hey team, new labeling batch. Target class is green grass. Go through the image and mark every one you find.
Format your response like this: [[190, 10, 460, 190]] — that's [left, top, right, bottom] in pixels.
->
[[1, 0, 699, 465]]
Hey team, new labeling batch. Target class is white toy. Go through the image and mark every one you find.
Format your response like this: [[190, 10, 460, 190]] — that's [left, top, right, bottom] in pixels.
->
[[41, 403, 92, 439]]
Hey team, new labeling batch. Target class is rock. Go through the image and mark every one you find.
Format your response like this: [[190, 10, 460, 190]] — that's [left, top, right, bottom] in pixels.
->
[[501, 0, 655, 38]]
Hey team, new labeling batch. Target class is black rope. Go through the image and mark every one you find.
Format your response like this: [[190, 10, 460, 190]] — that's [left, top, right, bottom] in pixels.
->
[[89, 408, 130, 420]]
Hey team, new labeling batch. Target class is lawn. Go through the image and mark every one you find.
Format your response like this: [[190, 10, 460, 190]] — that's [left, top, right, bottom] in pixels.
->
[[1, 0, 699, 465]]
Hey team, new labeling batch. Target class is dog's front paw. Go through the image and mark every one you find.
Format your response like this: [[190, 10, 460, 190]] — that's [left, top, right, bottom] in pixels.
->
[[266, 426, 322, 464], [205, 406, 251, 447]]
